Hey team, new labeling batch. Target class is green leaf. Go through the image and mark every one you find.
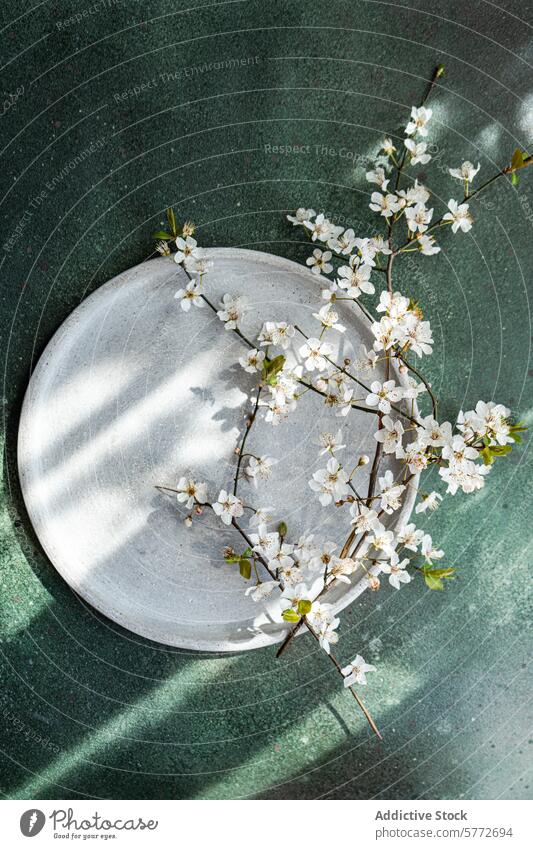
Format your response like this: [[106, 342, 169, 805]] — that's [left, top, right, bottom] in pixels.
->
[[239, 558, 252, 580], [153, 230, 173, 240], [282, 608, 300, 623], [511, 171, 519, 186], [297, 599, 312, 615], [422, 565, 456, 591], [480, 446, 494, 465], [490, 445, 513, 457], [242, 547, 252, 558], [166, 207, 177, 236], [511, 148, 525, 171], [424, 572, 444, 590], [224, 554, 240, 564], [436, 63, 445, 78], [278, 521, 288, 538], [262, 355, 286, 381]]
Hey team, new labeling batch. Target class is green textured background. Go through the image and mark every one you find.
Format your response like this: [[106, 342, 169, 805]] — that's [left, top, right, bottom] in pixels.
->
[[1, 0, 532, 800]]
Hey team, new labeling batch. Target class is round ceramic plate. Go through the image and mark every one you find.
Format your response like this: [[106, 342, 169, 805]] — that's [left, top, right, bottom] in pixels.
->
[[18, 250, 417, 651]]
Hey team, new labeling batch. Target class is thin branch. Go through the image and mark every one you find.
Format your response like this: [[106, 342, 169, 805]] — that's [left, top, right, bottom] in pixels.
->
[[397, 352, 437, 419], [233, 387, 262, 496]]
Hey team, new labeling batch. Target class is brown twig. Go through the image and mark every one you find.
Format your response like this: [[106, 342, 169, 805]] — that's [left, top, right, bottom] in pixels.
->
[[233, 387, 262, 496]]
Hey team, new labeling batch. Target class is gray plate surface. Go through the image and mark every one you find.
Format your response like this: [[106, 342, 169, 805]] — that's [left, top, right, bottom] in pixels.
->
[[18, 250, 417, 651]]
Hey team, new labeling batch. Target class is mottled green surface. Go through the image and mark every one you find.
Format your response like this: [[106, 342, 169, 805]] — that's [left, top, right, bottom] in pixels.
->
[[1, 0, 532, 800]]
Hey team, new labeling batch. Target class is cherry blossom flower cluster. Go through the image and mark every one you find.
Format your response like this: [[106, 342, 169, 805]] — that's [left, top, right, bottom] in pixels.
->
[[155, 68, 528, 736]]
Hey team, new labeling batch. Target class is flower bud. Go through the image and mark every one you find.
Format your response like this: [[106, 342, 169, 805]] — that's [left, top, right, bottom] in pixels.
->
[[182, 220, 195, 237], [399, 364, 408, 375], [184, 516, 193, 528], [344, 357, 351, 366], [358, 454, 370, 466], [195, 505, 203, 515], [368, 575, 380, 591]]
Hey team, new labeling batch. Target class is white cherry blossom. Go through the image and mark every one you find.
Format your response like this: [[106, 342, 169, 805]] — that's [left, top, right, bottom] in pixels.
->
[[421, 534, 444, 564], [308, 541, 339, 573], [212, 489, 244, 525], [378, 469, 406, 514], [366, 166, 390, 191], [239, 348, 265, 373], [248, 507, 273, 528], [396, 522, 424, 551], [369, 191, 401, 218], [380, 557, 411, 589], [268, 542, 296, 573], [398, 441, 429, 474], [377, 290, 410, 320], [369, 234, 392, 255], [246, 455, 277, 486], [328, 557, 357, 584], [405, 203, 433, 233], [304, 213, 341, 242], [415, 491, 443, 514], [366, 380, 403, 414], [417, 416, 453, 448], [443, 199, 473, 233], [341, 655, 376, 687], [174, 281, 204, 311], [368, 526, 397, 557], [299, 337, 333, 372], [404, 139, 431, 165], [354, 344, 378, 372], [306, 248, 333, 275], [313, 304, 346, 333], [317, 429, 346, 455], [287, 207, 316, 225], [217, 293, 246, 329], [381, 138, 397, 156], [417, 233, 441, 255], [187, 256, 213, 277], [176, 477, 208, 509], [399, 313, 434, 357], [349, 504, 382, 534], [439, 458, 491, 494], [174, 235, 201, 265], [328, 228, 357, 255], [245, 580, 280, 602], [293, 533, 319, 565], [309, 457, 350, 506], [449, 161, 480, 182], [249, 523, 280, 556], [337, 260, 375, 297], [405, 106, 433, 137], [398, 180, 430, 206], [374, 416, 404, 456], [278, 561, 305, 586]]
